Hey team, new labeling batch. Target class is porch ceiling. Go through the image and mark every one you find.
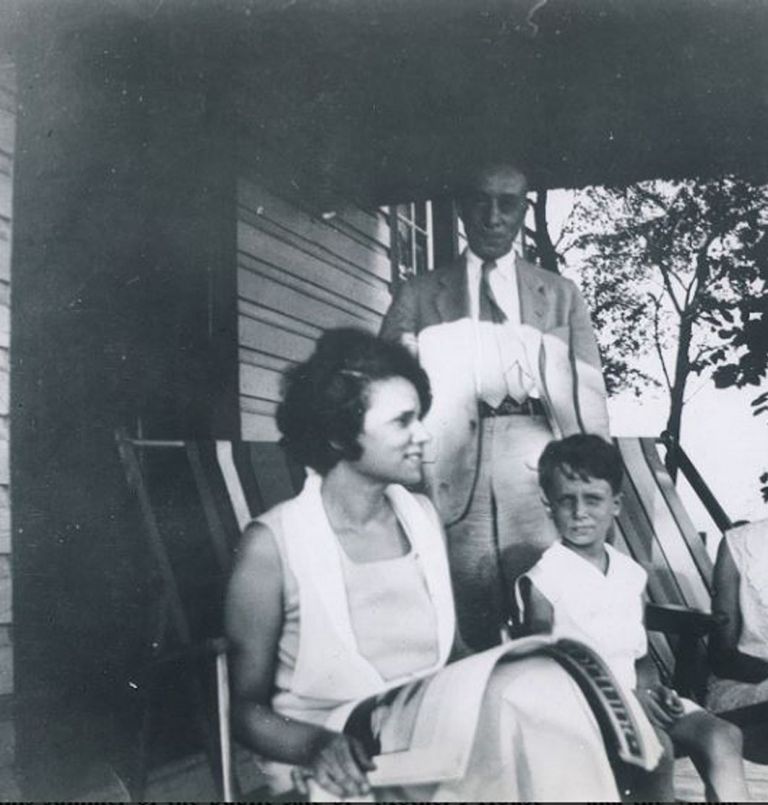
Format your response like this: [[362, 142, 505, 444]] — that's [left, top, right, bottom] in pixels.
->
[[228, 0, 768, 203], [6, 0, 768, 204]]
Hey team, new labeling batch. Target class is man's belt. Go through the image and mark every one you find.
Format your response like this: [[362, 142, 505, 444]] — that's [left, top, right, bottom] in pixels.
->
[[478, 396, 545, 418]]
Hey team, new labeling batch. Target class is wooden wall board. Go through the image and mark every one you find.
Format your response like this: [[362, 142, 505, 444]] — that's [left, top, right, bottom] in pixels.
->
[[238, 258, 379, 326], [237, 172, 394, 441], [0, 57, 11, 704]]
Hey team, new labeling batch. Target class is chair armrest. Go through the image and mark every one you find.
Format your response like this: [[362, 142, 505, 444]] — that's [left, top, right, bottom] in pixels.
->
[[645, 604, 716, 700], [644, 603, 715, 637], [143, 636, 230, 670], [718, 699, 768, 729]]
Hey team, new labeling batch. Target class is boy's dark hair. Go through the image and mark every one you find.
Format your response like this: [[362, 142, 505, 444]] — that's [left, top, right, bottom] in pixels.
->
[[538, 434, 623, 497], [277, 327, 432, 474]]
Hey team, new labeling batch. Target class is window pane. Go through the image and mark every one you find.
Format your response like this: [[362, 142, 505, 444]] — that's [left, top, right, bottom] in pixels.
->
[[390, 202, 433, 281], [415, 231, 428, 274], [415, 203, 427, 231]]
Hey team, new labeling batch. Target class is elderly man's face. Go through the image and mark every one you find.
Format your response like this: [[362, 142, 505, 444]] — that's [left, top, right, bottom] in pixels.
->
[[459, 165, 528, 261]]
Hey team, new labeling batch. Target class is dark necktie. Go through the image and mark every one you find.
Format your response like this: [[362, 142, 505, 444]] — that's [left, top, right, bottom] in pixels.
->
[[477, 260, 508, 408], [479, 260, 507, 323]]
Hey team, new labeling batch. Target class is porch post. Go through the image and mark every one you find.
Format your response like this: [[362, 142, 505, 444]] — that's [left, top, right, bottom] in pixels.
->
[[10, 6, 238, 797]]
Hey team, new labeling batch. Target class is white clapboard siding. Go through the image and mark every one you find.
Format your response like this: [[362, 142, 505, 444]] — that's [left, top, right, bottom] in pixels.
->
[[240, 363, 284, 403], [0, 625, 10, 702], [238, 347, 290, 374], [0, 175, 9, 227], [0, 56, 14, 697], [0, 488, 7, 554], [238, 221, 391, 315], [0, 236, 8, 285], [327, 206, 391, 255], [238, 173, 393, 441], [238, 266, 378, 332], [239, 183, 391, 283]]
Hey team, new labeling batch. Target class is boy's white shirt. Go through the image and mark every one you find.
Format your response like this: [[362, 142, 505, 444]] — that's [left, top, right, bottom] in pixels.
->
[[519, 540, 700, 712], [521, 540, 647, 689]]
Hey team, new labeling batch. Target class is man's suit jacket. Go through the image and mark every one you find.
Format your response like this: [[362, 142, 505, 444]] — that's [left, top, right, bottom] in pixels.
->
[[380, 255, 610, 525]]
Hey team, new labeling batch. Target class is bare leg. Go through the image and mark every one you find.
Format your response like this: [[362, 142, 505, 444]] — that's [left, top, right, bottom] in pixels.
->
[[617, 725, 675, 803], [670, 710, 749, 802]]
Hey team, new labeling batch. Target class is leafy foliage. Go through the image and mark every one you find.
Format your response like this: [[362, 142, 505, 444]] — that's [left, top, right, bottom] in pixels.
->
[[557, 176, 768, 494]]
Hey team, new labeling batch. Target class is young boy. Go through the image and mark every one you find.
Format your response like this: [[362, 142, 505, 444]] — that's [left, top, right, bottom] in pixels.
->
[[518, 434, 748, 803]]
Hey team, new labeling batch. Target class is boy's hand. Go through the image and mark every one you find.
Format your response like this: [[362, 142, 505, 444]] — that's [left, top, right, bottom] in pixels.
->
[[636, 684, 684, 728], [657, 685, 684, 718]]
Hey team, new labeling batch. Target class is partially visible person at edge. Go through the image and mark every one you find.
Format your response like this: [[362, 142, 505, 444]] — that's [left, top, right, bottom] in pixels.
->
[[225, 328, 621, 801], [707, 518, 768, 717], [380, 160, 610, 650], [518, 434, 749, 803]]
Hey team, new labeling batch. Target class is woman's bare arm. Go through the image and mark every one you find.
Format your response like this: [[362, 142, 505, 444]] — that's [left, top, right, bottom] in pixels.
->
[[225, 522, 374, 796]]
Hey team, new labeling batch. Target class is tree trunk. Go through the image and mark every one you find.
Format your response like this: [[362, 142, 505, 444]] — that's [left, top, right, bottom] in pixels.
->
[[665, 313, 694, 482], [532, 190, 560, 273], [665, 241, 714, 482]]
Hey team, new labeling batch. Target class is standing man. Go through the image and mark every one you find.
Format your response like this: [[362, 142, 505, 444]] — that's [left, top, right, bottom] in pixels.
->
[[380, 162, 610, 650]]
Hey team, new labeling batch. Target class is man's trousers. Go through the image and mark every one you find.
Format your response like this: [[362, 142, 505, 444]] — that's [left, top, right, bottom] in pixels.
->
[[446, 414, 559, 651]]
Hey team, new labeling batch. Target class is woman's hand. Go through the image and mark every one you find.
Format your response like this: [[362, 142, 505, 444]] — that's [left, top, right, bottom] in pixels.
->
[[294, 731, 376, 799], [636, 684, 684, 729]]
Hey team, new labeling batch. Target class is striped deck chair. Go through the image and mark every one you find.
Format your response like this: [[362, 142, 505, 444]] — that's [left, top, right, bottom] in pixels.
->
[[614, 437, 768, 761], [612, 437, 716, 701], [117, 433, 667, 800], [115, 431, 306, 801], [118, 432, 765, 797]]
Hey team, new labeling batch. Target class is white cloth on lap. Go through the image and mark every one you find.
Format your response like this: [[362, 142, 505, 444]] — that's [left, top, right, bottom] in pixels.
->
[[521, 542, 647, 690]]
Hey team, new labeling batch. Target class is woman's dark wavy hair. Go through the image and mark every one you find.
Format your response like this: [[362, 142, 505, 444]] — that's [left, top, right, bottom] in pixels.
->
[[277, 328, 432, 474], [538, 434, 623, 497]]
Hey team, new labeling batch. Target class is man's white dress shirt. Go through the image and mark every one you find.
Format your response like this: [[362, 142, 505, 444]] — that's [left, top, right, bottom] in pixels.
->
[[466, 249, 539, 408]]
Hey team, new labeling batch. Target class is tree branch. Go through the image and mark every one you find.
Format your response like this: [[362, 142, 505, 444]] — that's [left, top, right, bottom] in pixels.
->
[[683, 375, 714, 405], [657, 262, 685, 317], [687, 230, 720, 312], [690, 344, 709, 369], [554, 204, 576, 251], [531, 190, 561, 273], [649, 292, 673, 392], [631, 184, 670, 213]]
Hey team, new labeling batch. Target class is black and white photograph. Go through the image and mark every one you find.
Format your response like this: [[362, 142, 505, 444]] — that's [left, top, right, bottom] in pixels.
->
[[0, 0, 766, 800]]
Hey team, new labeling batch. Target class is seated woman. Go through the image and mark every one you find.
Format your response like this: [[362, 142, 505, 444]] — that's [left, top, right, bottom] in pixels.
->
[[707, 519, 768, 713], [224, 327, 623, 801]]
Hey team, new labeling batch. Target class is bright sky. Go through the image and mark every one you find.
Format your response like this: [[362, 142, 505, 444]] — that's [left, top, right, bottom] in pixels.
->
[[540, 189, 768, 544]]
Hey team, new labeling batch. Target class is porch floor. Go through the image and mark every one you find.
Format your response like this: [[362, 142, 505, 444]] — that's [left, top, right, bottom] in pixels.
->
[[0, 691, 766, 803], [1, 747, 768, 802], [675, 756, 768, 802]]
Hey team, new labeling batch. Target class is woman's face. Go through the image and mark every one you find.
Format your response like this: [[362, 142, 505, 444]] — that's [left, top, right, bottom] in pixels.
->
[[351, 376, 429, 486]]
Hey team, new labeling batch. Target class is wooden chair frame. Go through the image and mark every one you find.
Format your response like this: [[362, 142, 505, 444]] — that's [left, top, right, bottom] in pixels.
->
[[115, 431, 307, 800]]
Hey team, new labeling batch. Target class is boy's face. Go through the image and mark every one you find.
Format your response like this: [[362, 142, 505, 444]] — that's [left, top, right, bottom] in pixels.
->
[[546, 467, 621, 552]]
